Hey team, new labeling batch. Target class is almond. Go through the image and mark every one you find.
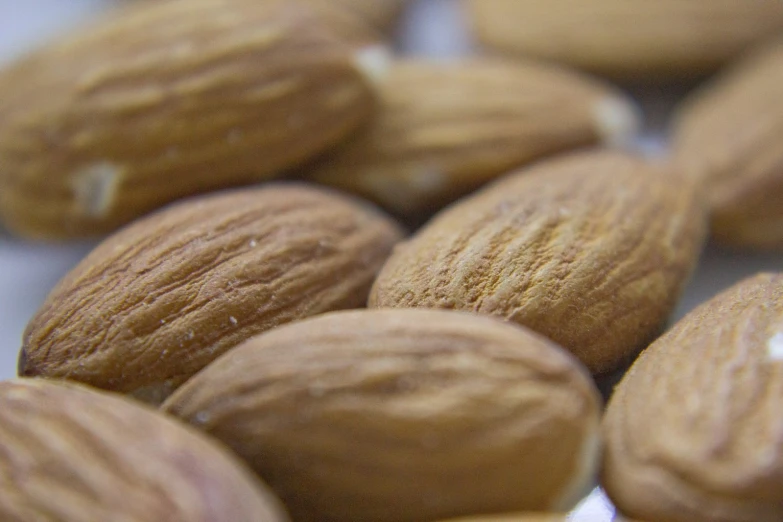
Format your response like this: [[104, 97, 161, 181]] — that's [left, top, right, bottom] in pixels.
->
[[162, 309, 602, 522], [674, 39, 783, 250], [303, 0, 409, 45], [464, 0, 783, 79], [0, 379, 288, 522], [303, 58, 640, 223], [18, 184, 403, 404], [0, 0, 377, 239], [602, 273, 783, 522], [369, 150, 706, 375]]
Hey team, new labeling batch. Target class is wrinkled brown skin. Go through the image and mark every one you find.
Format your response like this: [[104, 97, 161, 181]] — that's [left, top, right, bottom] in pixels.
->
[[675, 39, 783, 250], [19, 184, 403, 404], [0, 379, 289, 522], [602, 273, 783, 522], [0, 0, 376, 239], [162, 309, 602, 522], [465, 0, 783, 79], [304, 58, 639, 223], [370, 150, 707, 375]]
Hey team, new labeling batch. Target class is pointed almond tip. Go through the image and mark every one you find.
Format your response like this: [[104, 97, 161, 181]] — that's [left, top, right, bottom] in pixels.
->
[[353, 44, 392, 86], [593, 95, 643, 148]]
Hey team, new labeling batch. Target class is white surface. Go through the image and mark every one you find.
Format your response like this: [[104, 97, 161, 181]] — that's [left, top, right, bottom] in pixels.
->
[[0, 1, 780, 521]]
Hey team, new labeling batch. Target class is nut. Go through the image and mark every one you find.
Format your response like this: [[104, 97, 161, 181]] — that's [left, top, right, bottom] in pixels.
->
[[0, 0, 376, 238], [304, 58, 640, 223], [675, 38, 783, 250], [464, 0, 783, 79], [602, 273, 783, 522], [19, 184, 403, 404], [302, 0, 409, 45], [0, 378, 288, 522], [369, 150, 706, 375], [162, 308, 602, 522]]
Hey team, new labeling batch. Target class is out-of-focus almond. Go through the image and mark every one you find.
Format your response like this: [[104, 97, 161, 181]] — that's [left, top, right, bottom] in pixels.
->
[[602, 273, 783, 522], [675, 39, 783, 250], [304, 0, 408, 45], [0, 379, 289, 522], [18, 184, 403, 404], [162, 309, 602, 522], [464, 0, 783, 79], [0, 0, 376, 239], [370, 150, 706, 375], [303, 58, 640, 222]]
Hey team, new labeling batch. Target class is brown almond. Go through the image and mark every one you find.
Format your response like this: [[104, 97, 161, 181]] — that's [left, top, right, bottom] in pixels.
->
[[303, 0, 409, 45], [369, 150, 706, 375], [162, 309, 602, 522], [0, 379, 288, 522], [602, 273, 783, 522], [303, 58, 640, 223], [674, 39, 783, 250], [0, 0, 378, 239], [19, 184, 403, 404], [464, 0, 783, 79]]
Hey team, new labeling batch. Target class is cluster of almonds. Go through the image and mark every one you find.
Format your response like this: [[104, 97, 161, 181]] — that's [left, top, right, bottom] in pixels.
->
[[1, 1, 782, 521]]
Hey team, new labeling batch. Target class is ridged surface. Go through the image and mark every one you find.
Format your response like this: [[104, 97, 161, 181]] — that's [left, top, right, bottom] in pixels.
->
[[465, 0, 783, 78], [0, 0, 375, 239], [19, 184, 403, 403], [162, 309, 602, 522], [304, 58, 640, 222], [602, 273, 783, 522], [675, 39, 783, 250], [370, 150, 706, 375], [0, 379, 288, 522]]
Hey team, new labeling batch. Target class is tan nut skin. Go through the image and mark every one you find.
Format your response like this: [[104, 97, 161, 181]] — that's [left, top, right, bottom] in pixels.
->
[[603, 273, 783, 522], [163, 309, 602, 522], [370, 150, 706, 375], [0, 379, 289, 522], [0, 0, 377, 239], [19, 184, 404, 404]]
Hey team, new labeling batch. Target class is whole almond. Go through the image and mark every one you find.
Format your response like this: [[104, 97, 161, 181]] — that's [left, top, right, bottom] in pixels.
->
[[464, 0, 783, 79], [0, 0, 378, 239], [675, 39, 783, 250], [602, 273, 783, 522], [370, 150, 706, 375], [19, 184, 403, 404], [304, 58, 640, 222], [0, 379, 288, 522], [162, 309, 602, 522]]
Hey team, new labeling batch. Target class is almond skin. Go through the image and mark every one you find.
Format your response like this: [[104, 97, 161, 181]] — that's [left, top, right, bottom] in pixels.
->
[[464, 0, 783, 79], [674, 39, 783, 250], [303, 0, 409, 45], [602, 273, 783, 522], [369, 150, 706, 375], [0, 379, 288, 522], [19, 184, 403, 404], [0, 0, 376, 239], [303, 58, 640, 223], [162, 309, 602, 522]]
